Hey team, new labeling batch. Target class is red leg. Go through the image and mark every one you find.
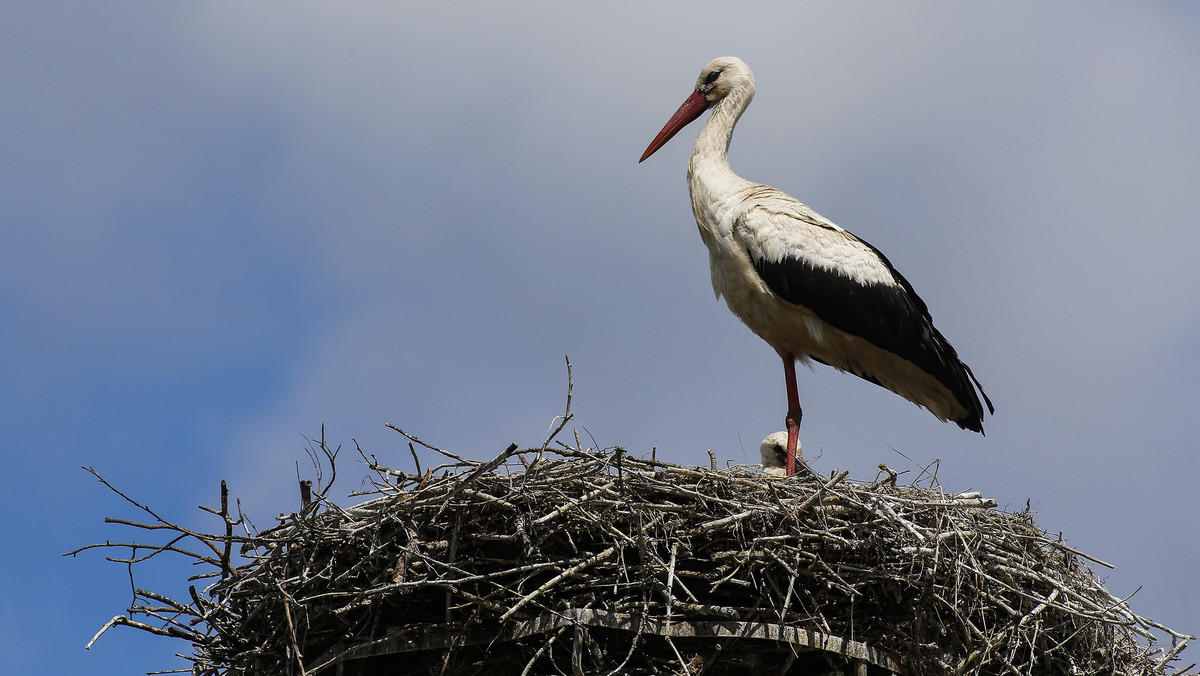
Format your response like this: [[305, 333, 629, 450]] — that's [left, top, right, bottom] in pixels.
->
[[783, 354, 802, 476]]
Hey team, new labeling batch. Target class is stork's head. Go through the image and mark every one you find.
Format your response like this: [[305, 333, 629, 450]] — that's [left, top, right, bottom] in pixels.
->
[[640, 56, 755, 162], [693, 56, 755, 106]]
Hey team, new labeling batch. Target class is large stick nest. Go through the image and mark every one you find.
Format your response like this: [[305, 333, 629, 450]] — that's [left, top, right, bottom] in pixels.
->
[[78, 429, 1191, 676]]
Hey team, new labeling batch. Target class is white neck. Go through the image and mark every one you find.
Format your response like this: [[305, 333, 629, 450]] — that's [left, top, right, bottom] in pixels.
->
[[687, 84, 756, 233], [688, 84, 753, 183]]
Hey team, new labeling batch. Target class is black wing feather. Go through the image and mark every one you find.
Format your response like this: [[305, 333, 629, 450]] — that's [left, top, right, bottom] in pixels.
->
[[751, 243, 993, 431]]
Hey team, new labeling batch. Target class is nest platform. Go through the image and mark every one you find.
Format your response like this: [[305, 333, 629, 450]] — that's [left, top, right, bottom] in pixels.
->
[[79, 434, 1192, 675]]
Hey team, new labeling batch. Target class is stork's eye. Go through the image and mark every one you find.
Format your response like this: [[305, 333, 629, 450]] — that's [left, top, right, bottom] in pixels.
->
[[705, 70, 721, 84]]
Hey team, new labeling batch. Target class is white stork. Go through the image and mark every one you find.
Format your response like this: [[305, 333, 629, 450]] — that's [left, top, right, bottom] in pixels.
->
[[639, 57, 992, 476]]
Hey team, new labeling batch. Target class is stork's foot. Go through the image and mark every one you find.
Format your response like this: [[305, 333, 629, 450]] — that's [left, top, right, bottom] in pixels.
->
[[781, 354, 803, 477], [785, 407, 802, 477]]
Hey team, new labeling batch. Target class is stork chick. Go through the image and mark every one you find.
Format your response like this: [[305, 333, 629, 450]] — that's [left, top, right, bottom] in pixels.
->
[[759, 431, 797, 476]]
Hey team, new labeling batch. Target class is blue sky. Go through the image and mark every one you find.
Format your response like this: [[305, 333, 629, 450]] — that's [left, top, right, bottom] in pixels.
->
[[3, 3, 1198, 673]]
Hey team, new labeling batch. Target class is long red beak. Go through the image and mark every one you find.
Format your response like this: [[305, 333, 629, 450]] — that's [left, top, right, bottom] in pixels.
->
[[639, 90, 710, 163]]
